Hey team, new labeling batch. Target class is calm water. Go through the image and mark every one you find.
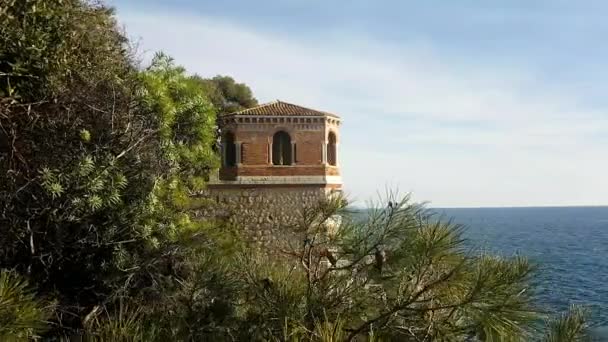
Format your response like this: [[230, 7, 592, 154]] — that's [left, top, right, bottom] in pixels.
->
[[437, 206, 608, 333]]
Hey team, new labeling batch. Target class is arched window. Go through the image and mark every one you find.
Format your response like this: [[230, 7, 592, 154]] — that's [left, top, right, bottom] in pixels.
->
[[327, 131, 337, 166], [223, 131, 236, 167], [272, 131, 292, 165]]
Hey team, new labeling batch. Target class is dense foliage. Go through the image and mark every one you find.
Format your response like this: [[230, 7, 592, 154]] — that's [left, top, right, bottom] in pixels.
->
[[0, 0, 218, 336], [191, 75, 258, 116], [0, 0, 592, 341], [0, 270, 52, 340], [1, 0, 152, 332]]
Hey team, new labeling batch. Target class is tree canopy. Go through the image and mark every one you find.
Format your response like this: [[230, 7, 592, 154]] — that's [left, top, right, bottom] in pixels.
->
[[192, 75, 258, 115]]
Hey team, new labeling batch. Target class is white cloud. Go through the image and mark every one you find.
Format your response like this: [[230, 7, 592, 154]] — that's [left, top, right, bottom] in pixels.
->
[[117, 9, 608, 207]]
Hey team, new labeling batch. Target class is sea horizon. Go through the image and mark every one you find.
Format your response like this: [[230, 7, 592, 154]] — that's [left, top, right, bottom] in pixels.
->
[[431, 204, 608, 209], [352, 204, 608, 210]]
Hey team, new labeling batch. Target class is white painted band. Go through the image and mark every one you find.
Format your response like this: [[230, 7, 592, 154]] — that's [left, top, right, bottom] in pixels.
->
[[210, 175, 343, 185]]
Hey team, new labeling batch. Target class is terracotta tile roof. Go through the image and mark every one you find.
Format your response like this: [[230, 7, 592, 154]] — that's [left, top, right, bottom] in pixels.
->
[[226, 100, 340, 118]]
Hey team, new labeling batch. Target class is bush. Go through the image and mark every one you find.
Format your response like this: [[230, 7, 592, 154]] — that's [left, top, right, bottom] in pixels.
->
[[0, 0, 217, 335]]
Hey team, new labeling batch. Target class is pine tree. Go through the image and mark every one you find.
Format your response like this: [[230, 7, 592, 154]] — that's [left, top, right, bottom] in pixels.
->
[[0, 270, 52, 340], [234, 192, 590, 341]]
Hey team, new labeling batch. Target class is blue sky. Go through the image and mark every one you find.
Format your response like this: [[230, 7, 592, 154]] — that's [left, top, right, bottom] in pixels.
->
[[110, 0, 608, 207]]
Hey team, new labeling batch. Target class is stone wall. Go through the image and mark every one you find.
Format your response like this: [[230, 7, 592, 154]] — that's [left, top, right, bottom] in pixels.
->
[[193, 186, 334, 247]]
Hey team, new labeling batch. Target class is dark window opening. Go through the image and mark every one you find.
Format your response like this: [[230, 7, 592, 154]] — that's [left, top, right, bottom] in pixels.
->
[[241, 143, 247, 164], [327, 132, 337, 166], [223, 132, 236, 167], [272, 131, 292, 165]]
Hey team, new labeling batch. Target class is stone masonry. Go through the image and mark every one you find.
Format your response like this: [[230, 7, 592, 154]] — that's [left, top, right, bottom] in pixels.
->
[[194, 187, 333, 246]]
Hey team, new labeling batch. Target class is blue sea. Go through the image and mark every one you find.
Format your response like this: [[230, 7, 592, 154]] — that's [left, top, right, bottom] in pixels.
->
[[437, 206, 608, 338]]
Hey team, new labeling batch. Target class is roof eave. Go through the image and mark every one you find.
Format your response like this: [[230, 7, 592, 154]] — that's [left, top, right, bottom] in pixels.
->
[[225, 100, 340, 119]]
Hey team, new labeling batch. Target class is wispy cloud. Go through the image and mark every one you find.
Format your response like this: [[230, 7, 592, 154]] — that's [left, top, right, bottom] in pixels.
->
[[117, 9, 608, 207]]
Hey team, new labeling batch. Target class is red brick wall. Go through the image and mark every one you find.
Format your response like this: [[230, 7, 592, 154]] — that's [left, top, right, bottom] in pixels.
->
[[293, 130, 324, 164], [238, 131, 269, 165], [234, 129, 325, 167], [220, 118, 340, 180]]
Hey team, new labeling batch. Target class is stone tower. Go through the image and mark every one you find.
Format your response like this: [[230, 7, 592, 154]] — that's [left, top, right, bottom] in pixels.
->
[[199, 100, 342, 245]]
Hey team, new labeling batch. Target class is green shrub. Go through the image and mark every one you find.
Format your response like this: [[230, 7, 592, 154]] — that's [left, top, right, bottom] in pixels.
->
[[0, 270, 52, 341], [0, 0, 218, 335]]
